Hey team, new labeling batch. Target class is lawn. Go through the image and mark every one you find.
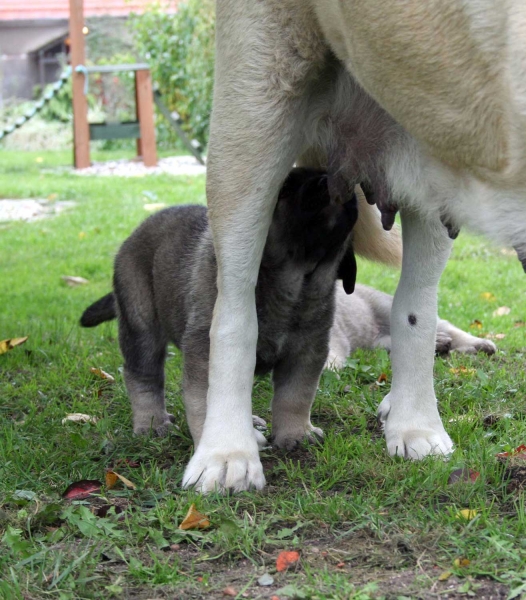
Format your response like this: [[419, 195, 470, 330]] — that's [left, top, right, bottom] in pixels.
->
[[1, 149, 526, 600]]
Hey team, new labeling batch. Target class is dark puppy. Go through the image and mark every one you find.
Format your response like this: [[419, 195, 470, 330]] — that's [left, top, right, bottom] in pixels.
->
[[81, 168, 357, 449]]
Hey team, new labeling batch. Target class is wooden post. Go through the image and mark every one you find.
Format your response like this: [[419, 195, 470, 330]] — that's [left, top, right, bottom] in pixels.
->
[[135, 69, 157, 167], [69, 0, 90, 169]]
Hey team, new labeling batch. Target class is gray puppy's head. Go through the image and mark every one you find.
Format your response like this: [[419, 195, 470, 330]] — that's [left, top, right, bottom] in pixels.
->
[[267, 167, 358, 292]]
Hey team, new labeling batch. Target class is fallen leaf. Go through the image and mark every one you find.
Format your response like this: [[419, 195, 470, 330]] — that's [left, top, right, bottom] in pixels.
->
[[257, 573, 274, 587], [144, 203, 166, 212], [496, 445, 526, 460], [0, 336, 28, 355], [276, 550, 300, 572], [62, 275, 89, 287], [469, 319, 483, 329], [179, 504, 210, 530], [453, 558, 471, 568], [493, 306, 511, 317], [438, 571, 452, 581], [480, 292, 496, 301], [62, 413, 98, 425], [78, 231, 86, 239], [222, 587, 237, 597], [377, 373, 388, 383], [485, 333, 506, 340], [455, 509, 478, 521], [514, 321, 525, 328], [105, 470, 136, 490], [448, 468, 480, 485], [47, 193, 58, 201], [336, 562, 345, 568], [170, 543, 180, 551], [90, 367, 115, 382], [449, 366, 476, 375], [62, 480, 102, 500]]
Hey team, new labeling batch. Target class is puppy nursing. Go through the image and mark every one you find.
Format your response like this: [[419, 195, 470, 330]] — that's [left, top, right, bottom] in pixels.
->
[[82, 167, 496, 475], [82, 168, 358, 453]]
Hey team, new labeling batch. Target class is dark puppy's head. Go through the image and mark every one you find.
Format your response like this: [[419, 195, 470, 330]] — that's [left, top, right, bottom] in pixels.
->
[[269, 167, 358, 293]]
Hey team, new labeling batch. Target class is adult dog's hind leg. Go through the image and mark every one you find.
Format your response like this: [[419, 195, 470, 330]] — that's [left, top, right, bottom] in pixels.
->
[[377, 209, 453, 459], [182, 1, 325, 493]]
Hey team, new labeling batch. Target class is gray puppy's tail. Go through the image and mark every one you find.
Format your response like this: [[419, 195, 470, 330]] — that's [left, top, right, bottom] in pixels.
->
[[80, 293, 116, 327]]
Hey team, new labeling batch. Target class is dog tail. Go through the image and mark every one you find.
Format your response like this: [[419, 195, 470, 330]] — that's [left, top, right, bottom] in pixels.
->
[[80, 293, 116, 327], [352, 185, 402, 268]]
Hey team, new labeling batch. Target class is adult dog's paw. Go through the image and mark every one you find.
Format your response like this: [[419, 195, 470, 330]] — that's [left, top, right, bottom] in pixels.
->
[[272, 423, 324, 451], [182, 436, 266, 493], [133, 411, 176, 437], [377, 395, 453, 459]]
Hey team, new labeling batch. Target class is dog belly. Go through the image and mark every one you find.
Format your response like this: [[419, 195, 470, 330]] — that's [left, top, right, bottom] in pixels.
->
[[309, 0, 526, 181]]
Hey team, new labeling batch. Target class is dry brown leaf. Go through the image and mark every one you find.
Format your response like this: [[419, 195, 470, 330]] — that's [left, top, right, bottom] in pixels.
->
[[493, 306, 511, 317], [62, 275, 89, 287], [62, 413, 98, 425], [438, 571, 452, 581], [105, 471, 119, 490], [469, 320, 483, 329], [0, 336, 28, 355], [222, 587, 237, 597], [105, 470, 136, 490], [179, 504, 210, 530], [90, 367, 115, 383], [377, 373, 388, 383], [63, 479, 101, 499]]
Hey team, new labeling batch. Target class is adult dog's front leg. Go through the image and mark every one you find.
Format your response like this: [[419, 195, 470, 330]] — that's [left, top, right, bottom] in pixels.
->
[[378, 210, 453, 459], [182, 1, 324, 492]]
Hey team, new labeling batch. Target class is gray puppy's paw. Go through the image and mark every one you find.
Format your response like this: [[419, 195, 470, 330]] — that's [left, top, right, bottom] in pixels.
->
[[133, 412, 177, 437], [272, 424, 324, 451]]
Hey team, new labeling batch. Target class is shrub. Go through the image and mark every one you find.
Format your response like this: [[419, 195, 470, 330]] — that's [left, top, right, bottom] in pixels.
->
[[131, 0, 215, 148]]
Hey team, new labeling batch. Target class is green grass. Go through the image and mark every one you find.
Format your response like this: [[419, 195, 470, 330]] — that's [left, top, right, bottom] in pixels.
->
[[1, 149, 526, 599]]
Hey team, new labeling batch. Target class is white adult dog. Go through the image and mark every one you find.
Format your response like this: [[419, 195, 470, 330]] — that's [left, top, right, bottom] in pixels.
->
[[183, 0, 526, 492]]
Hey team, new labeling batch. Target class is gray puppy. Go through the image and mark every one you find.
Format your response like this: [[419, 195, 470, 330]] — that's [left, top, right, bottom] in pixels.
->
[[81, 168, 358, 450], [327, 284, 496, 370]]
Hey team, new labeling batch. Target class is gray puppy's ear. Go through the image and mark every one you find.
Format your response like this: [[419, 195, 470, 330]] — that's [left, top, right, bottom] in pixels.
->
[[337, 246, 357, 294]]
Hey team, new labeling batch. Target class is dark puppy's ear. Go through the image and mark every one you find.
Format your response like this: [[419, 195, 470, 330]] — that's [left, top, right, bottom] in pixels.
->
[[338, 246, 357, 295]]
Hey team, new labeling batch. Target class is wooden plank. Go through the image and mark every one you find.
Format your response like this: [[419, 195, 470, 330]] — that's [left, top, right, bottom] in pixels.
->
[[135, 69, 157, 167], [69, 0, 90, 169]]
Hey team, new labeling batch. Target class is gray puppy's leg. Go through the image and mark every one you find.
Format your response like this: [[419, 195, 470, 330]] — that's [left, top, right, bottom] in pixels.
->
[[271, 350, 326, 451], [116, 293, 174, 436]]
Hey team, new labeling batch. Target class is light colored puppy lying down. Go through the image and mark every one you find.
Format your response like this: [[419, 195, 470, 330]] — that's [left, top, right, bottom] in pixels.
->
[[327, 283, 496, 370]]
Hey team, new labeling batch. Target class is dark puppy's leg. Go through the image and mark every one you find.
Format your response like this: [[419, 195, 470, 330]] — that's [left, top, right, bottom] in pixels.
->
[[271, 342, 327, 450], [115, 278, 174, 437]]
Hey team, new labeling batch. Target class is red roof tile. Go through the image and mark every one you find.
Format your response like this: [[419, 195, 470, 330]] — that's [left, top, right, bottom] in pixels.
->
[[0, 1, 177, 21]]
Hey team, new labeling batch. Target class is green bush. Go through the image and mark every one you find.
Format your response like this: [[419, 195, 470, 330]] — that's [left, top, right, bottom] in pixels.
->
[[131, 0, 215, 148]]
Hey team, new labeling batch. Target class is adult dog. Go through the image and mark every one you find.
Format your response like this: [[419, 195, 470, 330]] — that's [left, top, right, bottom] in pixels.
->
[[80, 168, 359, 449], [182, 0, 526, 492]]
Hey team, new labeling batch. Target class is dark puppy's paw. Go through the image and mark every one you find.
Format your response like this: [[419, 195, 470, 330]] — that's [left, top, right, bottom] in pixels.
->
[[134, 413, 177, 437], [271, 425, 324, 451]]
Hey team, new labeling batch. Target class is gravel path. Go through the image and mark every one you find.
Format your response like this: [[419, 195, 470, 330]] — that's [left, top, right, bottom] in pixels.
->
[[74, 155, 206, 177]]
